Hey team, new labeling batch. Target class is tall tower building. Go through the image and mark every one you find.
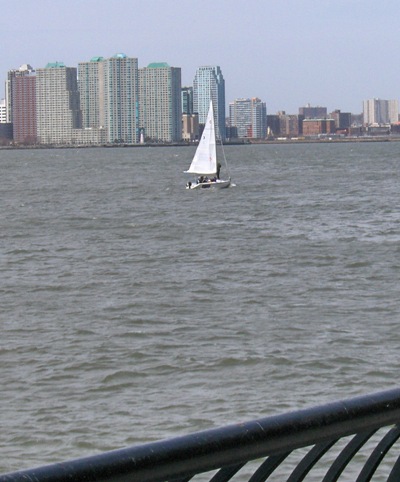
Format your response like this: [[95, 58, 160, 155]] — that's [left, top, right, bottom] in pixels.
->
[[193, 66, 225, 139], [36, 62, 81, 144], [229, 98, 267, 139], [5, 69, 16, 123], [102, 53, 139, 144], [363, 98, 399, 125], [11, 65, 37, 144], [78, 57, 105, 129], [139, 63, 182, 142], [251, 98, 267, 139], [0, 99, 6, 123], [181, 86, 194, 114], [388, 100, 399, 124]]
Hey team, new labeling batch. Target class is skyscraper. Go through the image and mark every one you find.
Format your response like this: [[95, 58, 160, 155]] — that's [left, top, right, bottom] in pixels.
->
[[36, 62, 81, 144], [229, 98, 267, 139], [0, 98, 6, 123], [363, 98, 399, 125], [181, 86, 194, 115], [78, 53, 139, 144], [102, 53, 139, 144], [139, 63, 182, 142], [5, 70, 15, 123], [193, 66, 225, 139], [78, 57, 104, 129], [11, 64, 37, 144]]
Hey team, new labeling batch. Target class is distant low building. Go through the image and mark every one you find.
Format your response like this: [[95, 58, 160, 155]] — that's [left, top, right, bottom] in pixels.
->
[[0, 119, 13, 144], [390, 123, 400, 135], [266, 114, 280, 138], [278, 112, 300, 137], [182, 113, 199, 141], [302, 118, 335, 137], [71, 127, 107, 145], [330, 110, 351, 131], [365, 124, 391, 136], [299, 104, 327, 119]]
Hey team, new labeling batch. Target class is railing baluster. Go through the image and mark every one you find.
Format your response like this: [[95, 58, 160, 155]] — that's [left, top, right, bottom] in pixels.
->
[[287, 440, 338, 482], [209, 462, 246, 482], [322, 430, 377, 482], [248, 452, 291, 482], [387, 453, 400, 482], [356, 424, 400, 482]]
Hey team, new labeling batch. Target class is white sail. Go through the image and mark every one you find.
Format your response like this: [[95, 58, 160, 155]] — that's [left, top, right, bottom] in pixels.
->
[[186, 101, 217, 175]]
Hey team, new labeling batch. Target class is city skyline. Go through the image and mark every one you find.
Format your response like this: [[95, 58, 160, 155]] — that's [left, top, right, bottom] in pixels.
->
[[3, 0, 400, 115], [3, 55, 399, 120], [3, 57, 400, 146]]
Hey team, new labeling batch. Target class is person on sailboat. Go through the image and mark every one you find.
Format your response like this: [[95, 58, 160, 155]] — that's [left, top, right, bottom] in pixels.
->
[[217, 163, 221, 179]]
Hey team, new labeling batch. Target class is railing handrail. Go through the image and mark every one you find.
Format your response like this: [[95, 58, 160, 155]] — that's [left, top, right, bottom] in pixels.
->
[[2, 387, 400, 482]]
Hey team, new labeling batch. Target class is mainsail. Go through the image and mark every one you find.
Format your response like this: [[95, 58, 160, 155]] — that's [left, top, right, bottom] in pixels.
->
[[186, 101, 217, 175]]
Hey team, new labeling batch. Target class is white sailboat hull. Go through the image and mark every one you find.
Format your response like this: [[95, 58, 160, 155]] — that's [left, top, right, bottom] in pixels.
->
[[186, 178, 231, 190]]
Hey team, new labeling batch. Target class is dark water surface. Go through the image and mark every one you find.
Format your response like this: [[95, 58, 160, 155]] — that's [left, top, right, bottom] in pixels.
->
[[1, 142, 400, 475]]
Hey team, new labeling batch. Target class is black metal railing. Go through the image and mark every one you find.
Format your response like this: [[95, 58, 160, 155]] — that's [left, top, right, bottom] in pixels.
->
[[2, 388, 400, 481]]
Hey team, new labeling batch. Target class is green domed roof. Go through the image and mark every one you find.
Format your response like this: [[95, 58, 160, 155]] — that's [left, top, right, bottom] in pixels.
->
[[45, 61, 65, 68], [147, 62, 169, 68]]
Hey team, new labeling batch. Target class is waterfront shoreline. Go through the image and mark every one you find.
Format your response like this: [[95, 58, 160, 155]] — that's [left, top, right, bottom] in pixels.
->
[[1, 136, 400, 150]]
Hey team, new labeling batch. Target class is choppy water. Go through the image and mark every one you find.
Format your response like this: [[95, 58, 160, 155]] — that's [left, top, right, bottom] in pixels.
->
[[1, 142, 400, 475]]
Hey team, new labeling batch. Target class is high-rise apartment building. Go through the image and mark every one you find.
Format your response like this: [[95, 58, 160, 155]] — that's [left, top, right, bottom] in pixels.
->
[[36, 62, 81, 144], [102, 53, 139, 144], [193, 66, 225, 139], [5, 70, 15, 123], [11, 65, 37, 144], [0, 99, 6, 123], [181, 86, 194, 115], [139, 63, 182, 142], [229, 98, 267, 139], [78, 53, 139, 144], [363, 98, 399, 125], [78, 57, 105, 129], [181, 86, 198, 141]]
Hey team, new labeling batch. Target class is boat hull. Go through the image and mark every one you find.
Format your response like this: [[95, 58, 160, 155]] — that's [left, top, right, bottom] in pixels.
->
[[186, 179, 231, 190]]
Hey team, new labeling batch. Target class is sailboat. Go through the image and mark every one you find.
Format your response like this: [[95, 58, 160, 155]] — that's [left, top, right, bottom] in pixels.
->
[[185, 100, 231, 190]]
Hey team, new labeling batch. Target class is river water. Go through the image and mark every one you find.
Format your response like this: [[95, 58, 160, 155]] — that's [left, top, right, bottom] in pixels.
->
[[1, 142, 400, 477]]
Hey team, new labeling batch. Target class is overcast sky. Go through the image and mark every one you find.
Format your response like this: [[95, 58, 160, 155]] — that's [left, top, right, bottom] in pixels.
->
[[2, 0, 399, 114]]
